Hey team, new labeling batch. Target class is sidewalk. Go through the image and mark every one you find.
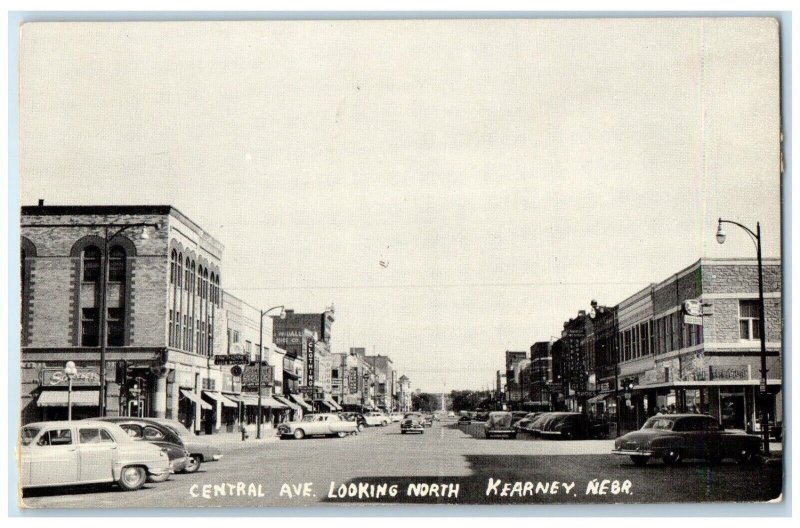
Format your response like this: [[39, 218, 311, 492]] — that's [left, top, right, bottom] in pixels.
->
[[198, 427, 281, 448]]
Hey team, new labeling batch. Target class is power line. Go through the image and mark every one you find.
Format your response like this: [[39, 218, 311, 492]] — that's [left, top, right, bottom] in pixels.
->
[[224, 280, 650, 292]]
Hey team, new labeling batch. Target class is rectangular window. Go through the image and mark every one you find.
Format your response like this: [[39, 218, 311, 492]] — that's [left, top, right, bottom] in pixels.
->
[[81, 308, 99, 346], [245, 340, 252, 354], [739, 300, 761, 340], [107, 307, 124, 346], [168, 310, 174, 347]]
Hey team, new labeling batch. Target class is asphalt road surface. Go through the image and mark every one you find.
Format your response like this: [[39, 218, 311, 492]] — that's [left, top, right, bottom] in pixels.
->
[[20, 419, 783, 509]]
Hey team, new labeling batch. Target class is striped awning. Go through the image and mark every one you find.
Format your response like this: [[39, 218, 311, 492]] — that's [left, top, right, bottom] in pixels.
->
[[273, 395, 300, 411], [324, 396, 342, 411], [263, 396, 289, 409], [180, 389, 212, 410], [38, 390, 99, 407], [203, 390, 238, 408], [290, 394, 313, 411]]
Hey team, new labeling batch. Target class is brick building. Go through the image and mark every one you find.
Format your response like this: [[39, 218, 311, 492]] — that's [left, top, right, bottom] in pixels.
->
[[20, 204, 228, 432], [364, 355, 395, 411]]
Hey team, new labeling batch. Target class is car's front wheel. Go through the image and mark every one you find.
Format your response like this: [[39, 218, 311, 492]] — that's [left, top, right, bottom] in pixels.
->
[[184, 455, 202, 474], [630, 455, 650, 466], [293, 429, 305, 440], [357, 424, 365, 432], [662, 451, 682, 466], [118, 466, 148, 491]]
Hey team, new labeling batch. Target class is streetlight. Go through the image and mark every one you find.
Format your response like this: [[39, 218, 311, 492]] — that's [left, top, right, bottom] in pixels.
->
[[64, 361, 77, 420], [21, 221, 161, 416], [256, 305, 286, 439], [716, 218, 770, 455]]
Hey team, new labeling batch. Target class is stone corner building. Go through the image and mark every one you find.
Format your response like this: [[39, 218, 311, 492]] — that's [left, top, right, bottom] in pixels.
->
[[20, 204, 228, 433]]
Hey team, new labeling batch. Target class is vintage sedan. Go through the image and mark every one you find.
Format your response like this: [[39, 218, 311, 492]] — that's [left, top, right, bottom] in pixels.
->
[[19, 420, 170, 491], [514, 412, 542, 433], [400, 413, 425, 434], [363, 412, 391, 427], [94, 417, 189, 479], [612, 414, 762, 466], [151, 418, 223, 473], [484, 411, 517, 439], [277, 413, 359, 439], [539, 412, 609, 440], [421, 413, 434, 428]]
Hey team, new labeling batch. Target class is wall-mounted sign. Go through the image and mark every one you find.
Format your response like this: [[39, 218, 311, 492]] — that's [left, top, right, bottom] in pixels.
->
[[214, 354, 248, 365], [349, 368, 359, 394], [709, 365, 749, 381], [684, 314, 703, 326], [41, 367, 100, 387], [240, 364, 274, 388], [684, 299, 702, 316], [306, 339, 315, 391], [274, 329, 303, 346]]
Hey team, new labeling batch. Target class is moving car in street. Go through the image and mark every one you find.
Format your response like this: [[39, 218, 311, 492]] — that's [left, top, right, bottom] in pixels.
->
[[363, 412, 391, 427], [151, 418, 223, 473], [277, 413, 359, 439], [421, 413, 434, 428], [20, 420, 171, 492], [94, 417, 189, 479], [484, 411, 517, 439], [400, 413, 425, 434], [612, 414, 762, 466]]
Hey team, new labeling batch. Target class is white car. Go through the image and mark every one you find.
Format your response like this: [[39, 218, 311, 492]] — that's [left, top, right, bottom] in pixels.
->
[[19, 420, 171, 491], [363, 412, 391, 427], [276, 413, 359, 439], [390, 412, 404, 423]]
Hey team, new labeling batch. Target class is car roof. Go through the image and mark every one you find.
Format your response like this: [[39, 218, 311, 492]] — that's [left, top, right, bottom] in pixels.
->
[[647, 414, 715, 420], [24, 420, 110, 428]]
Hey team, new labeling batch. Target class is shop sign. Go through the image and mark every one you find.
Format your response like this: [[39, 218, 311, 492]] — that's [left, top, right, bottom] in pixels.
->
[[684, 314, 703, 326], [274, 329, 304, 346], [306, 340, 315, 391], [708, 365, 749, 381], [349, 367, 359, 394], [240, 364, 274, 388], [41, 367, 100, 387], [214, 354, 248, 365]]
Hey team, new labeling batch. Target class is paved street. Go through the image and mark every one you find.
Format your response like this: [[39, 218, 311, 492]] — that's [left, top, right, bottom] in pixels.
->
[[20, 419, 783, 509]]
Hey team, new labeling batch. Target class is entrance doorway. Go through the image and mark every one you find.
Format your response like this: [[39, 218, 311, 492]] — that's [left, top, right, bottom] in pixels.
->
[[720, 390, 746, 430]]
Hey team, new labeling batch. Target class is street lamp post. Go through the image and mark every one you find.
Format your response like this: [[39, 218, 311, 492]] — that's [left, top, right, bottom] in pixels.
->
[[64, 361, 77, 420], [716, 218, 770, 455], [256, 305, 286, 439]]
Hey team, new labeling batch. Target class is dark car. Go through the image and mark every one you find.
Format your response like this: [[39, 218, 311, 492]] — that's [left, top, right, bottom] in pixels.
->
[[527, 412, 555, 436], [484, 411, 517, 439], [539, 412, 606, 440], [150, 418, 223, 473], [613, 414, 762, 466], [341, 412, 367, 431], [475, 411, 490, 423], [94, 417, 189, 479], [515, 412, 542, 432], [401, 413, 425, 434], [458, 415, 472, 426], [510, 411, 529, 426]]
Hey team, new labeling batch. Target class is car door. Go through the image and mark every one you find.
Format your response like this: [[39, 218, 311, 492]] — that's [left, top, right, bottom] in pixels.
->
[[29, 426, 79, 486], [76, 426, 116, 483]]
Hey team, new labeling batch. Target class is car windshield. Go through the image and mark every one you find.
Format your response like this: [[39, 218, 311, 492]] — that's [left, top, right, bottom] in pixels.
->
[[301, 416, 317, 422], [21, 426, 40, 446], [643, 418, 675, 430], [488, 413, 513, 427]]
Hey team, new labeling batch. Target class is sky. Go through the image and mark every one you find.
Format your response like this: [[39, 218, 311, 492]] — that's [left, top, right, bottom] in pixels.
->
[[18, 19, 781, 392]]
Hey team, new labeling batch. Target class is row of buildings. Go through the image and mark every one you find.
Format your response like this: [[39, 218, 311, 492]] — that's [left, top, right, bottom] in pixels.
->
[[498, 258, 783, 434], [19, 202, 413, 435]]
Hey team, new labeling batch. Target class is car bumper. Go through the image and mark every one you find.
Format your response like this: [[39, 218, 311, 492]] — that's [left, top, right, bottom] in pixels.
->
[[486, 429, 515, 435], [612, 449, 655, 457]]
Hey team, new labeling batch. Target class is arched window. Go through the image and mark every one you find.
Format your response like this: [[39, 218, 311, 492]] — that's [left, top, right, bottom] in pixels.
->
[[108, 246, 126, 282], [176, 253, 183, 288], [170, 249, 177, 284], [83, 246, 101, 282]]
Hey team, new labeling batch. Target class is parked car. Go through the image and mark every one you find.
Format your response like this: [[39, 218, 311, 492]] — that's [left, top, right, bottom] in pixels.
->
[[276, 413, 359, 439], [475, 411, 490, 423], [510, 411, 529, 426], [458, 415, 472, 426], [613, 414, 762, 466], [539, 412, 602, 440], [94, 417, 189, 479], [525, 412, 553, 436], [515, 412, 542, 432], [390, 412, 404, 423], [150, 418, 223, 473], [484, 411, 517, 439], [401, 413, 425, 434], [363, 412, 391, 427], [20, 420, 170, 491]]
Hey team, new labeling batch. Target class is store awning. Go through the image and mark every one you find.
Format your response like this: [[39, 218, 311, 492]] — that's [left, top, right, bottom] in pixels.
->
[[263, 396, 289, 409], [290, 394, 313, 411], [239, 394, 263, 407], [222, 392, 244, 403], [180, 389, 212, 410], [283, 369, 300, 380], [38, 390, 99, 407], [587, 392, 614, 404], [325, 396, 342, 411], [203, 391, 238, 408], [273, 395, 300, 411]]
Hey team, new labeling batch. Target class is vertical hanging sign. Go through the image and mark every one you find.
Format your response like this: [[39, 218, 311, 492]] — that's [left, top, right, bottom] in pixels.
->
[[306, 338, 315, 394]]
